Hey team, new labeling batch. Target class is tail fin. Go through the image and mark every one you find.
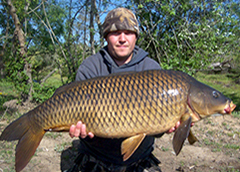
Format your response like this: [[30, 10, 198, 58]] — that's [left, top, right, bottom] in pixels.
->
[[0, 114, 45, 172]]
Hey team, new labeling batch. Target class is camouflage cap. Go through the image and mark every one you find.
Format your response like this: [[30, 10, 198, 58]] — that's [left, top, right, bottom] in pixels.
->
[[102, 8, 139, 38]]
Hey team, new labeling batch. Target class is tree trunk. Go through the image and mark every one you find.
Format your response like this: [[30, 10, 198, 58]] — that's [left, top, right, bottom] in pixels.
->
[[93, 1, 103, 39], [83, 3, 89, 60], [0, 49, 3, 78], [7, 0, 33, 102], [90, 0, 95, 54]]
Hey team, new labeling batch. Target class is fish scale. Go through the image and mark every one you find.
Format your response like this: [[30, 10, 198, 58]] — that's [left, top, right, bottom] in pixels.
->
[[33, 70, 185, 137], [0, 69, 236, 172]]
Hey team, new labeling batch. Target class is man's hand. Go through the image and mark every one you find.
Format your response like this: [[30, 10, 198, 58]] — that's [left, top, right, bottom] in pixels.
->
[[69, 120, 194, 138], [167, 121, 180, 134], [167, 121, 194, 134], [69, 121, 94, 138]]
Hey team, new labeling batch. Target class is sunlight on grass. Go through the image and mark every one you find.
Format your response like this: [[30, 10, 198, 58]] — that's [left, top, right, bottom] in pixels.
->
[[0, 80, 19, 97], [44, 73, 67, 88]]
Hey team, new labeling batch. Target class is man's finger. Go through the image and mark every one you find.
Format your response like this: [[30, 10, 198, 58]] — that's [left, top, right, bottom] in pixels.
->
[[73, 121, 82, 137], [88, 132, 94, 138], [69, 124, 76, 138], [80, 123, 87, 138]]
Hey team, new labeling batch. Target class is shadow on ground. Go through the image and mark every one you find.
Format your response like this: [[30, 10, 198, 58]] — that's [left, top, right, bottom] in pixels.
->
[[61, 140, 80, 171]]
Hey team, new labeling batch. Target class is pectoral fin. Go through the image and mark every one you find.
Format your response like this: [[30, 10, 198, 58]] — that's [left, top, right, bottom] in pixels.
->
[[173, 116, 192, 156], [188, 130, 198, 145], [121, 133, 146, 161]]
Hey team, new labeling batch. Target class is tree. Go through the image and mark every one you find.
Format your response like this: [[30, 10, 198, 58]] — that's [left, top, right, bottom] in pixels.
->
[[133, 0, 240, 74], [0, 0, 239, 103], [0, 0, 66, 102], [4, 0, 33, 101]]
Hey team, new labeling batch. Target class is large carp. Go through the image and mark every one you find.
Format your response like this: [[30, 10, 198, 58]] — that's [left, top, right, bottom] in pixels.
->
[[0, 70, 236, 172]]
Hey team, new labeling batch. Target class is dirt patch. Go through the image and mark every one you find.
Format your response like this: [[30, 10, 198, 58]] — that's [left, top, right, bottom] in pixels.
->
[[0, 104, 239, 172]]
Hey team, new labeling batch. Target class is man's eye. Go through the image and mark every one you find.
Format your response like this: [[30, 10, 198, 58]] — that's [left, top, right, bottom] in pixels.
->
[[112, 32, 120, 35]]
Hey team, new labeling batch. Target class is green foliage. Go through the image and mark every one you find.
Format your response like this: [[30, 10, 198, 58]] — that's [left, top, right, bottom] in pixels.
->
[[224, 144, 240, 150], [29, 0, 66, 49], [32, 82, 56, 103], [0, 0, 68, 102], [135, 0, 240, 74], [4, 52, 30, 101], [0, 79, 18, 115], [0, 0, 239, 103]]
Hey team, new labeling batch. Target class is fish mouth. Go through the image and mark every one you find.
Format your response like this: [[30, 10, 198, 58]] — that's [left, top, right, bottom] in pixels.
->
[[224, 101, 236, 114]]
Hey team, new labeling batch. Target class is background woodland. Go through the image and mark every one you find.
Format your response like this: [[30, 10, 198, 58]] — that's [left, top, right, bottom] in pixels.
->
[[0, 0, 239, 103]]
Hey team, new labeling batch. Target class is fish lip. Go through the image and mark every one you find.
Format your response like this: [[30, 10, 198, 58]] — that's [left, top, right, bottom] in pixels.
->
[[224, 101, 236, 114]]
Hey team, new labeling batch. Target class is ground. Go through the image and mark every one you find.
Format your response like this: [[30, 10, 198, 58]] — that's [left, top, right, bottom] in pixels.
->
[[0, 102, 239, 172]]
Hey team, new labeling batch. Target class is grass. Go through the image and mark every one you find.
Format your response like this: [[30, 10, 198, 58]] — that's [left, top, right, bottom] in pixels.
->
[[232, 111, 240, 119], [0, 80, 19, 113], [160, 146, 170, 152], [0, 73, 66, 119], [33, 73, 67, 103], [43, 73, 67, 88], [45, 132, 63, 139], [202, 138, 240, 152], [220, 168, 240, 172], [0, 141, 17, 172], [224, 144, 240, 150], [54, 141, 72, 153], [0, 80, 19, 96]]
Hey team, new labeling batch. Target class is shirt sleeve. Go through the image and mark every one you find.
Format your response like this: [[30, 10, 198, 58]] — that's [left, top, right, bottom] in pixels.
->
[[75, 55, 100, 81], [141, 57, 161, 71]]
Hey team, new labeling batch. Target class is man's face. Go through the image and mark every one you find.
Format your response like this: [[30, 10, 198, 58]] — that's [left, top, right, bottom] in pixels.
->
[[105, 30, 137, 64]]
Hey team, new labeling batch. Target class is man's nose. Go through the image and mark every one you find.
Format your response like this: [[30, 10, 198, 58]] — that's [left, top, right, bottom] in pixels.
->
[[119, 32, 126, 42]]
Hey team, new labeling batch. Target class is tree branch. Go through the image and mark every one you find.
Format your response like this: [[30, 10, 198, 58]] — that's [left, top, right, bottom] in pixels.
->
[[40, 68, 57, 86]]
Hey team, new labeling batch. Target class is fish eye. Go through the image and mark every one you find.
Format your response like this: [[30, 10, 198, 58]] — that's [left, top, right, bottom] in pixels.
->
[[212, 91, 220, 99]]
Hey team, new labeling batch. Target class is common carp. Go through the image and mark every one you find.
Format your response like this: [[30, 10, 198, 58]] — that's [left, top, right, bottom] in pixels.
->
[[0, 70, 236, 172]]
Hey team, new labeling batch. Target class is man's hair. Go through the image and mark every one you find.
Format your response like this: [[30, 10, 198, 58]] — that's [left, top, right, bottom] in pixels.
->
[[102, 8, 139, 38]]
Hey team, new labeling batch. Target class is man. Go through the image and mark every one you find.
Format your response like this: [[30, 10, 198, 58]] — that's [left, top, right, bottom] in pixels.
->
[[68, 8, 180, 172]]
